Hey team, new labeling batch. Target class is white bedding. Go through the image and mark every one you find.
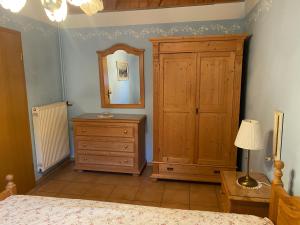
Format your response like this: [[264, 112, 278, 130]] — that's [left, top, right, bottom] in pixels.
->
[[0, 195, 273, 225]]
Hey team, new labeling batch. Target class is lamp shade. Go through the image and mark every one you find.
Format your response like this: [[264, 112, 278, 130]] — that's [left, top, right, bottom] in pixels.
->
[[234, 119, 263, 151]]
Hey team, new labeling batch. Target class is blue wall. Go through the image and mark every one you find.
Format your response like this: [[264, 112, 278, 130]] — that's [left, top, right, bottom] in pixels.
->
[[60, 20, 244, 161], [0, 9, 63, 177], [244, 0, 300, 195]]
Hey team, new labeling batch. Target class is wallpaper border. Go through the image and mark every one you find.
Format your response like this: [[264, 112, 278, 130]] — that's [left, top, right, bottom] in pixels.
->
[[0, 9, 57, 36], [64, 22, 243, 41]]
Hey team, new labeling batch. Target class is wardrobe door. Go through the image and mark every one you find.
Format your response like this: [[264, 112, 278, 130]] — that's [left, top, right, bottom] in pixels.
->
[[0, 27, 35, 193], [158, 53, 197, 164], [196, 52, 236, 166]]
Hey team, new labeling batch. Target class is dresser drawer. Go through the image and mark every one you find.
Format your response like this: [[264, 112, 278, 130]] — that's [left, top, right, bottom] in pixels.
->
[[78, 150, 134, 157], [159, 163, 223, 176], [75, 125, 134, 138], [78, 154, 134, 167], [77, 139, 134, 153]]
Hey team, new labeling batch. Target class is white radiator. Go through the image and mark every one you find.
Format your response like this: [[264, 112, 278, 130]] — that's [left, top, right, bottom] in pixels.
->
[[32, 102, 70, 173]]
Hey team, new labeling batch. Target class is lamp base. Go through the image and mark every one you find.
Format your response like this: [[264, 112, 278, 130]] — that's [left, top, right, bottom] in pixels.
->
[[238, 175, 259, 188]]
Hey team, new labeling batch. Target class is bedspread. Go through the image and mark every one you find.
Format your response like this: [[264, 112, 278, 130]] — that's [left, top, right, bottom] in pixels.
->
[[0, 195, 273, 225]]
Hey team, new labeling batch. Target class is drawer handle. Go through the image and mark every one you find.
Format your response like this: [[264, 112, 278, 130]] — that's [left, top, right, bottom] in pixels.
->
[[123, 129, 128, 134], [214, 170, 220, 174], [167, 167, 174, 171], [81, 130, 87, 133], [82, 144, 87, 148], [124, 145, 129, 149]]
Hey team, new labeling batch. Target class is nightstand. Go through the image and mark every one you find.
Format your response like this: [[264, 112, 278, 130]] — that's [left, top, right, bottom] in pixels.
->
[[220, 171, 271, 217]]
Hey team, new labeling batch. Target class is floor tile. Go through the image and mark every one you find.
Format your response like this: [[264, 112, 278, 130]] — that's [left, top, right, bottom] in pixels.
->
[[140, 181, 165, 190], [60, 182, 90, 195], [84, 183, 115, 200], [74, 172, 101, 183], [164, 181, 190, 191], [190, 189, 219, 206], [56, 193, 86, 200], [108, 185, 139, 201], [162, 189, 189, 205], [94, 174, 127, 185], [190, 183, 219, 192], [113, 176, 141, 187], [190, 184, 218, 201], [51, 170, 78, 182], [37, 180, 67, 193], [135, 186, 164, 203]]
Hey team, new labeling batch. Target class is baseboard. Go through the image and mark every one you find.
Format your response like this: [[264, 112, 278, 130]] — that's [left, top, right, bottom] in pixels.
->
[[34, 157, 71, 186]]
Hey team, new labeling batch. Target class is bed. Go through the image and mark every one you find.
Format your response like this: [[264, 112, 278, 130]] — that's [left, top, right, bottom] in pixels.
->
[[0, 160, 299, 225]]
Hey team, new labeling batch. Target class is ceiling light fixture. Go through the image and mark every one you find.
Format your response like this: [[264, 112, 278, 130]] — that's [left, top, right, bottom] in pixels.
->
[[80, 0, 103, 16], [0, 0, 27, 13], [41, 0, 62, 12], [44, 0, 68, 22], [67, 0, 89, 7], [0, 0, 104, 22]]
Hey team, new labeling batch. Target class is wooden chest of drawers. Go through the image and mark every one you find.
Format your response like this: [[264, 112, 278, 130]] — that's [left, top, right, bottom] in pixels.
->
[[72, 114, 146, 175]]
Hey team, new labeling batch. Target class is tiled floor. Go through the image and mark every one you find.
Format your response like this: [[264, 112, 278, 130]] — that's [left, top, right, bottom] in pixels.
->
[[28, 162, 221, 211]]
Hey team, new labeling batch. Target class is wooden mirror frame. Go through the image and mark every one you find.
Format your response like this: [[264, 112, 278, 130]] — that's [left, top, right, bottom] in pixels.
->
[[97, 44, 145, 108]]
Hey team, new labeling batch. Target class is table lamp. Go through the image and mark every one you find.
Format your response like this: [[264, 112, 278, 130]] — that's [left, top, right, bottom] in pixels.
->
[[235, 119, 264, 188]]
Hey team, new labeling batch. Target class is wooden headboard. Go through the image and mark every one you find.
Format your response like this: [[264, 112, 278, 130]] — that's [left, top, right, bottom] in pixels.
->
[[1, 161, 300, 225], [269, 161, 300, 225]]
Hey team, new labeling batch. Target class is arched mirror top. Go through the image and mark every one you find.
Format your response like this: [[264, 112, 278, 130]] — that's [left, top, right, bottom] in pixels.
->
[[97, 44, 145, 57]]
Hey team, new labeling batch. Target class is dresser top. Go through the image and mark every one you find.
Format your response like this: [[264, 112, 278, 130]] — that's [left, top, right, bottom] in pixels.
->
[[221, 171, 271, 203], [72, 113, 146, 123]]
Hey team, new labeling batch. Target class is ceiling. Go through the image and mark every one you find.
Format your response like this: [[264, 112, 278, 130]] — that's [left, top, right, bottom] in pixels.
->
[[69, 0, 244, 14]]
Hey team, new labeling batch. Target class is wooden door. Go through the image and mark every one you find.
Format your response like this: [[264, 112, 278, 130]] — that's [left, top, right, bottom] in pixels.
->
[[158, 53, 197, 164], [196, 52, 236, 166], [0, 27, 35, 193]]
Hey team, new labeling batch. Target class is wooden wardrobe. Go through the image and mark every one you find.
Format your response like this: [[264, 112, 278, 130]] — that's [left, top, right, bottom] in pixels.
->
[[151, 34, 247, 182]]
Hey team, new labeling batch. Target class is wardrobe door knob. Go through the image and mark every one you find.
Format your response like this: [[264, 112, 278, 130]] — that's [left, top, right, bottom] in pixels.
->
[[123, 129, 128, 134]]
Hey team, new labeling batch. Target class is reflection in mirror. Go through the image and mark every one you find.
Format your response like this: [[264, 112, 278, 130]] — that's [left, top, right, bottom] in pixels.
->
[[97, 44, 145, 108], [107, 50, 140, 104]]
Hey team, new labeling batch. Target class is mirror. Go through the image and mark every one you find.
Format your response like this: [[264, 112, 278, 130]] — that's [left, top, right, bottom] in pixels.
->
[[97, 44, 145, 108]]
